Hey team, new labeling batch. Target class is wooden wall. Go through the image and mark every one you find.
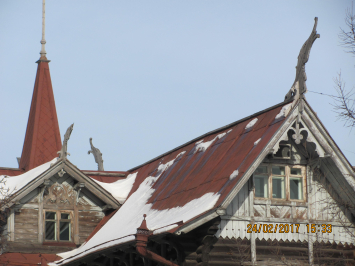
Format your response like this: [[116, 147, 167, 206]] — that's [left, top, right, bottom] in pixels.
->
[[216, 166, 355, 245], [5, 173, 106, 253]]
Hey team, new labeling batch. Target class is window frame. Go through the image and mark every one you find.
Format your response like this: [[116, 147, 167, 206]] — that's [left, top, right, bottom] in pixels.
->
[[254, 164, 306, 202], [43, 210, 73, 243]]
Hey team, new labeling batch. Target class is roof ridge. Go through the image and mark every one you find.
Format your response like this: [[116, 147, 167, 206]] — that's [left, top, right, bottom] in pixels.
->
[[128, 100, 292, 172]]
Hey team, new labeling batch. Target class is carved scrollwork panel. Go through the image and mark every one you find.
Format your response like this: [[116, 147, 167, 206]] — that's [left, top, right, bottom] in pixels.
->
[[43, 182, 75, 206]]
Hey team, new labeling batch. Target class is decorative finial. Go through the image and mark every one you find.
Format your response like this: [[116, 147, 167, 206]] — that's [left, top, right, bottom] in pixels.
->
[[39, 0, 47, 60], [285, 17, 320, 101], [88, 138, 104, 171], [58, 124, 74, 161], [137, 214, 149, 232]]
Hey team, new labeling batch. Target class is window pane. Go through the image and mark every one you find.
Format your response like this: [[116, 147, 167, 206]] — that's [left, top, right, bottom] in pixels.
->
[[291, 168, 302, 175], [272, 177, 285, 199], [255, 175, 268, 198], [61, 213, 70, 220], [290, 178, 303, 200], [255, 166, 267, 174], [45, 221, 56, 240], [272, 166, 285, 175], [60, 222, 71, 241], [45, 212, 56, 220]]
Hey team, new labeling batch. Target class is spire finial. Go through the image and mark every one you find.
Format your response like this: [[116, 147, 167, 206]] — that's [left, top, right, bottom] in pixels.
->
[[39, 0, 47, 60]]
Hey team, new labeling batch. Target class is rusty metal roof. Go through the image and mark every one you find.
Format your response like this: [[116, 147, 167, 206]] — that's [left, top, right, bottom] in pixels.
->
[[0, 253, 61, 266], [56, 101, 292, 265], [126, 101, 290, 211]]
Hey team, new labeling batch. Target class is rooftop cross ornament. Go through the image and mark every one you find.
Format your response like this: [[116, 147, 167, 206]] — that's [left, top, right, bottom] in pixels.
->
[[88, 138, 104, 171], [57, 124, 74, 161], [285, 17, 320, 102]]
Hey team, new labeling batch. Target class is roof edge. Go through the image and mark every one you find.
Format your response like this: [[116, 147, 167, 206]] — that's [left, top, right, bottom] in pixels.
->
[[220, 101, 299, 209], [303, 99, 355, 174], [128, 99, 293, 172]]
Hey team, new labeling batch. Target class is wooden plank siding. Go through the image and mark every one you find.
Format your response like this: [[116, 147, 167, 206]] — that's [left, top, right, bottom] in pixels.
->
[[217, 164, 355, 245], [14, 209, 38, 243], [78, 210, 104, 244], [6, 173, 108, 253]]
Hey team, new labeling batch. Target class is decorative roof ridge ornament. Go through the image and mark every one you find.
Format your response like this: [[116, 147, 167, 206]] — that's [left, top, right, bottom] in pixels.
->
[[285, 17, 320, 102], [88, 138, 104, 171], [57, 123, 74, 161], [38, 0, 49, 62]]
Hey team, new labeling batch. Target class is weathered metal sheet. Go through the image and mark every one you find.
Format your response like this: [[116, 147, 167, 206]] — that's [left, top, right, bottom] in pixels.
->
[[125, 103, 287, 214]]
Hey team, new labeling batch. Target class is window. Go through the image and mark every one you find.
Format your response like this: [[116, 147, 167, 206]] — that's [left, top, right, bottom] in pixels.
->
[[45, 211, 72, 242], [254, 165, 305, 201]]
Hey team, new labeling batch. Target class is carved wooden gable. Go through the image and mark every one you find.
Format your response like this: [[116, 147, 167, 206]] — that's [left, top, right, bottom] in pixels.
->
[[43, 182, 75, 207]]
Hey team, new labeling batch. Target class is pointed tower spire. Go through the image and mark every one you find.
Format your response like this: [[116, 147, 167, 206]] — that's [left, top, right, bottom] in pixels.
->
[[19, 0, 61, 172]]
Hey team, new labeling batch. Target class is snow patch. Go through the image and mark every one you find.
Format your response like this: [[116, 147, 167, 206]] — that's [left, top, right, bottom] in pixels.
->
[[0, 157, 58, 199], [54, 152, 220, 265], [254, 138, 261, 146], [91, 172, 138, 204], [194, 132, 230, 154], [245, 118, 258, 130], [275, 103, 293, 120], [229, 170, 239, 180], [227, 129, 233, 133]]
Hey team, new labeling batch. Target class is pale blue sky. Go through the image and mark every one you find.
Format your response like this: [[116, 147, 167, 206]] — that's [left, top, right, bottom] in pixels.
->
[[1, 1, 354, 171]]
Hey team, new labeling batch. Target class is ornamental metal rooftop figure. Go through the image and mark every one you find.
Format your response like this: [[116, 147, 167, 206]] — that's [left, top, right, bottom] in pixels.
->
[[57, 123, 74, 161], [88, 138, 104, 171], [285, 17, 320, 102]]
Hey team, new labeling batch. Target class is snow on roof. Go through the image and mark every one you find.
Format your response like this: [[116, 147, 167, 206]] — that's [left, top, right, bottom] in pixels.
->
[[245, 118, 258, 130], [90, 172, 138, 204], [254, 138, 261, 146], [53, 102, 291, 265], [275, 102, 293, 120], [193, 132, 230, 154], [229, 169, 239, 180], [54, 152, 220, 265], [0, 157, 58, 199]]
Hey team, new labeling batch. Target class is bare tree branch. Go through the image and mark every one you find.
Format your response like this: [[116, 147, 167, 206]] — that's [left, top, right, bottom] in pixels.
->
[[332, 72, 355, 128], [339, 4, 355, 56]]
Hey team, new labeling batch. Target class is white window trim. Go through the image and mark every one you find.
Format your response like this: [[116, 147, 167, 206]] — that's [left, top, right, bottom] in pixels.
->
[[254, 164, 307, 202]]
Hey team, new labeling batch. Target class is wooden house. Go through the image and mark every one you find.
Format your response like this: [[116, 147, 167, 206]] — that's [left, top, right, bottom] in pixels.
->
[[1, 9, 355, 266]]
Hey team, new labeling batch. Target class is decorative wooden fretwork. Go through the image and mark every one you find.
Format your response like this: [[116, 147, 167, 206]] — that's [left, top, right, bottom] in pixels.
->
[[43, 182, 75, 206]]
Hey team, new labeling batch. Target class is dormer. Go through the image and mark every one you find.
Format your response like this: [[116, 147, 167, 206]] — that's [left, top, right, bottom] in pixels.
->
[[2, 158, 120, 253]]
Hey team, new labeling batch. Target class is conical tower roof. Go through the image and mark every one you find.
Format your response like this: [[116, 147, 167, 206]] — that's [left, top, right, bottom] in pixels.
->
[[19, 57, 62, 172]]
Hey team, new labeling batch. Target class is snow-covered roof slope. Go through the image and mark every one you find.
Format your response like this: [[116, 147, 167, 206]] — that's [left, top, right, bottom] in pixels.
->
[[52, 101, 292, 265], [0, 157, 58, 199], [54, 152, 220, 265], [90, 172, 138, 204]]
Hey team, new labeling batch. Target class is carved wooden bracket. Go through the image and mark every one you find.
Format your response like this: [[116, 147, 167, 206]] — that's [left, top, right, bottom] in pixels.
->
[[272, 119, 325, 158]]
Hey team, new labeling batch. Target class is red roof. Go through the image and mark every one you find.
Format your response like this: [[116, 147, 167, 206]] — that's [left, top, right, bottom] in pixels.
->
[[0, 253, 61, 266], [0, 168, 23, 176], [19, 58, 62, 172], [82, 171, 128, 183], [126, 102, 287, 211], [82, 101, 290, 251]]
